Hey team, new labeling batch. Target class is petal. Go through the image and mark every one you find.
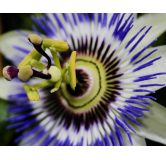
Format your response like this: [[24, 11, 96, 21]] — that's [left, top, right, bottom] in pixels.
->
[[0, 78, 9, 100], [129, 100, 166, 145], [0, 77, 41, 101], [0, 30, 35, 66], [133, 13, 137, 19], [0, 77, 25, 101], [127, 46, 166, 92], [121, 130, 146, 146], [121, 13, 166, 53]]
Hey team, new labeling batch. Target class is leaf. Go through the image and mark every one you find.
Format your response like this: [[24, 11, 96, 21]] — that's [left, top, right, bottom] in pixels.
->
[[0, 99, 16, 145]]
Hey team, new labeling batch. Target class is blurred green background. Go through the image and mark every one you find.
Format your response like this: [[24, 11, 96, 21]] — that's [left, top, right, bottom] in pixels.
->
[[0, 13, 166, 146]]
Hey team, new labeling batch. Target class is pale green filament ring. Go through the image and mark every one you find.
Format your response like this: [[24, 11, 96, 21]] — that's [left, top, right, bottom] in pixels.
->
[[60, 56, 107, 113]]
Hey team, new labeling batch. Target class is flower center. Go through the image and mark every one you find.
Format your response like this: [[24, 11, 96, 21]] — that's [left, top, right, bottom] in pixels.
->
[[66, 69, 90, 97], [60, 55, 107, 113]]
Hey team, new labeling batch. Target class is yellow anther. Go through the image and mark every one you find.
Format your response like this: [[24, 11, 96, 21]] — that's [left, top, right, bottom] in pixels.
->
[[30, 80, 53, 91], [30, 59, 46, 71], [68, 51, 77, 90], [18, 49, 42, 69], [43, 39, 69, 52], [23, 84, 40, 101]]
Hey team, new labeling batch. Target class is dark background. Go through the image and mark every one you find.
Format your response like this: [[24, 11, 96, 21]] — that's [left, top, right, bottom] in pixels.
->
[[0, 13, 166, 146]]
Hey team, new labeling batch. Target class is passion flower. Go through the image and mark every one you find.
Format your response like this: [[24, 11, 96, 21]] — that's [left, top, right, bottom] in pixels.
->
[[1, 13, 166, 146]]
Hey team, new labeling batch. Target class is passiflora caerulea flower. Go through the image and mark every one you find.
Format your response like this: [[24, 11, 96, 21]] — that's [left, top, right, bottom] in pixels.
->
[[1, 13, 166, 146]]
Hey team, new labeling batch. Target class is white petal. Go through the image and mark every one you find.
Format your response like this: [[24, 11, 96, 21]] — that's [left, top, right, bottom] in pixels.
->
[[133, 13, 137, 19], [0, 30, 35, 66], [129, 100, 166, 145], [121, 13, 166, 53], [115, 129, 146, 146], [121, 130, 146, 146], [0, 77, 25, 100], [0, 77, 9, 100], [128, 46, 166, 92], [0, 77, 41, 101]]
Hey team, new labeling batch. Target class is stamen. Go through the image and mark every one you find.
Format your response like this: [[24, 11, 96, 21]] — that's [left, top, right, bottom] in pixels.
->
[[18, 49, 42, 69], [23, 84, 40, 101], [68, 51, 77, 90], [42, 39, 69, 52]]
